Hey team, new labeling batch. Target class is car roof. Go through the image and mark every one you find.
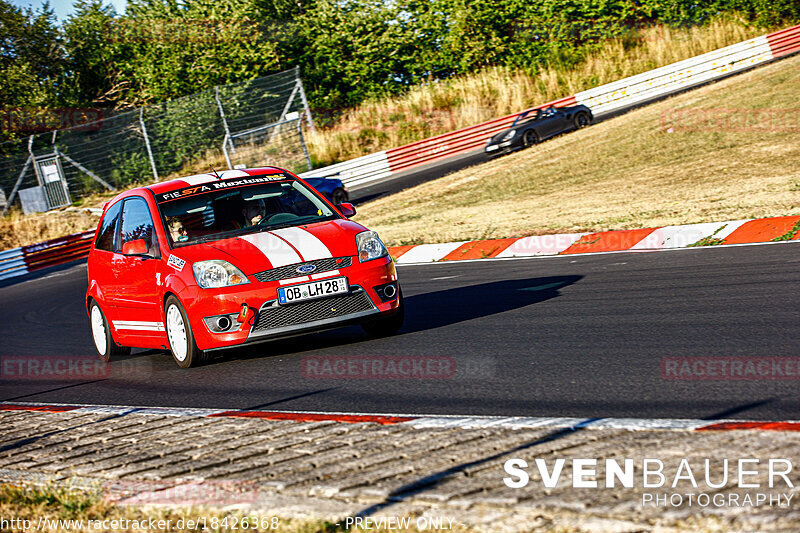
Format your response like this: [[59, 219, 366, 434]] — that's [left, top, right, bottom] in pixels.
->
[[145, 167, 291, 196]]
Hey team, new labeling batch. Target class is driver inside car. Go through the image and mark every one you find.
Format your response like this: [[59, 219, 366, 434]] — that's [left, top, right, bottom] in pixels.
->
[[240, 198, 266, 227]]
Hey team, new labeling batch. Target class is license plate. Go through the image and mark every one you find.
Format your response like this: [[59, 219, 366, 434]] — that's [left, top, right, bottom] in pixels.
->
[[277, 277, 349, 304], [486, 145, 499, 151]]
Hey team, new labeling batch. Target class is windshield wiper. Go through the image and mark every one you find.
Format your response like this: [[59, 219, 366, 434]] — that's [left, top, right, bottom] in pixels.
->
[[257, 216, 333, 232]]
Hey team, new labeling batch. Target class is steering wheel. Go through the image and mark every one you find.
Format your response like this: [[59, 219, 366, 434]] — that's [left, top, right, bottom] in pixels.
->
[[258, 212, 300, 225]]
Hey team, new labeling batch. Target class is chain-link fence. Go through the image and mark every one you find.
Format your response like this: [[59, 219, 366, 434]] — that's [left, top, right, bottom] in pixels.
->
[[0, 67, 314, 215]]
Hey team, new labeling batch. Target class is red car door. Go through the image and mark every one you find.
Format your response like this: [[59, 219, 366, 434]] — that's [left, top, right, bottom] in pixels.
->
[[108, 196, 164, 341], [89, 200, 122, 320]]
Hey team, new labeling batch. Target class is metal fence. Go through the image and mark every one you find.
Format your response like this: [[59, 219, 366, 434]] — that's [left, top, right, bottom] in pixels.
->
[[0, 67, 314, 215]]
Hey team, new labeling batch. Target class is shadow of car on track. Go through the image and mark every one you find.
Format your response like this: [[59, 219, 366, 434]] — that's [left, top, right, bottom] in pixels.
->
[[31, 274, 580, 370], [400, 275, 582, 333], [213, 274, 583, 365]]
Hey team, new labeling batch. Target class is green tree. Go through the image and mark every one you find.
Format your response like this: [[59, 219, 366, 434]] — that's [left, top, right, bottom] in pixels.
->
[[112, 0, 283, 103], [62, 0, 120, 106], [0, 1, 63, 140]]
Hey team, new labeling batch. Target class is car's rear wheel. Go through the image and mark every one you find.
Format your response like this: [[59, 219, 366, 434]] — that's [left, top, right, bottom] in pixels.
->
[[362, 288, 405, 337], [165, 296, 205, 368], [89, 301, 130, 362], [331, 188, 348, 205], [574, 112, 591, 129], [522, 129, 539, 147]]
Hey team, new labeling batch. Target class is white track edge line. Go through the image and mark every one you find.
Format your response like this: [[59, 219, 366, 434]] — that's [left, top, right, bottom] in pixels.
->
[[3, 401, 797, 431], [394, 239, 800, 267]]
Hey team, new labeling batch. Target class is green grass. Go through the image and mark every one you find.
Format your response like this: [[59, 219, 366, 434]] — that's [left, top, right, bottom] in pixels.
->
[[0, 483, 473, 533]]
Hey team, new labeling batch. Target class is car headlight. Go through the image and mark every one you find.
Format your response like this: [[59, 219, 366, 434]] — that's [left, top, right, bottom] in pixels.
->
[[192, 260, 249, 289], [502, 129, 516, 141], [356, 231, 388, 262]]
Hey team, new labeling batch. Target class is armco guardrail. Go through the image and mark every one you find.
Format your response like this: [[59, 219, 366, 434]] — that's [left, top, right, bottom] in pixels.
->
[[384, 96, 577, 175], [300, 23, 800, 190], [0, 248, 27, 281], [0, 230, 95, 282], [298, 151, 391, 189]]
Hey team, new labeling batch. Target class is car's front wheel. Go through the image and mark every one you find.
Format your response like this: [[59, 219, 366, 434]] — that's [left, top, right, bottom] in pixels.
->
[[362, 289, 405, 337], [89, 301, 130, 362], [165, 296, 205, 368], [331, 188, 348, 205], [522, 129, 539, 147]]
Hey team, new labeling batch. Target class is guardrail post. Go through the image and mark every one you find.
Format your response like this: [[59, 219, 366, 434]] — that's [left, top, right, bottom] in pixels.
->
[[296, 66, 316, 133], [139, 108, 159, 181], [296, 120, 313, 171], [222, 133, 233, 169], [56, 149, 115, 191], [215, 86, 236, 155], [2, 144, 33, 216]]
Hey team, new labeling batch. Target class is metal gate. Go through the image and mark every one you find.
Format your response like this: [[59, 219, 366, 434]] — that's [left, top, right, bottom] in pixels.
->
[[34, 155, 71, 209]]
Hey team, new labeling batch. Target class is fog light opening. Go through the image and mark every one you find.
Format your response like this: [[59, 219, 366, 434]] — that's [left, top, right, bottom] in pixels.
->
[[216, 316, 232, 331], [383, 284, 397, 298]]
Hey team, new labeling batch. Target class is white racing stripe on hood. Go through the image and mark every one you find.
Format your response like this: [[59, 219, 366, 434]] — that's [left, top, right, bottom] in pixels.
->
[[240, 232, 302, 267], [271, 227, 332, 261]]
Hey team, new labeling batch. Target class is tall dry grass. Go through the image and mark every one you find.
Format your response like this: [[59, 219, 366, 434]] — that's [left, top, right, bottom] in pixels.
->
[[0, 208, 101, 249], [306, 19, 766, 166]]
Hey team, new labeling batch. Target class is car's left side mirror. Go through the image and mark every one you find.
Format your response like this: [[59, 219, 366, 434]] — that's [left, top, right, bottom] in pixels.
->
[[337, 203, 357, 218], [122, 239, 149, 256]]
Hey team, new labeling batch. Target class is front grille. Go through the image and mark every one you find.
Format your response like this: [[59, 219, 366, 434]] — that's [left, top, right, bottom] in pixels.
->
[[252, 288, 374, 332], [253, 257, 352, 283]]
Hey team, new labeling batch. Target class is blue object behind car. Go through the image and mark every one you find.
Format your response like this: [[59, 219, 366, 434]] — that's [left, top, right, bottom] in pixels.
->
[[302, 177, 349, 205]]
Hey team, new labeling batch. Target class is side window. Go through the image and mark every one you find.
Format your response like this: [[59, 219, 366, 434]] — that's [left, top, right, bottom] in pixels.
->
[[119, 197, 158, 255], [95, 201, 121, 252]]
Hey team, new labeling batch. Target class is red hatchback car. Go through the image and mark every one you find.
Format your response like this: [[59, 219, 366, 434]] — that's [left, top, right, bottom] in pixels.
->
[[86, 167, 403, 367]]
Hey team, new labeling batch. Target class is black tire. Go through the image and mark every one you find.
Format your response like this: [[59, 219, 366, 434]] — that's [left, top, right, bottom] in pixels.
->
[[362, 288, 405, 337], [89, 301, 131, 362], [522, 129, 539, 147], [574, 112, 591, 129], [164, 295, 205, 368], [331, 188, 348, 205]]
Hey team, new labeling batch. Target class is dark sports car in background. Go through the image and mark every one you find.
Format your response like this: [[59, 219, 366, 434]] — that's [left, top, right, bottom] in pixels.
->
[[302, 177, 349, 205], [485, 105, 593, 155]]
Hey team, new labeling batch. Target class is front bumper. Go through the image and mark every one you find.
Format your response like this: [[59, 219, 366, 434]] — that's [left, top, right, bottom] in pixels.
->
[[176, 256, 398, 351], [485, 140, 520, 155]]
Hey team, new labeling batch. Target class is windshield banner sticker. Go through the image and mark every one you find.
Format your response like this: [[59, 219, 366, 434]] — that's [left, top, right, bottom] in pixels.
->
[[158, 174, 289, 202]]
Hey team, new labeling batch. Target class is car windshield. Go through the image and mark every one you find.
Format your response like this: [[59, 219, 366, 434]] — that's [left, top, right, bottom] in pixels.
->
[[512, 109, 542, 126], [156, 176, 337, 246]]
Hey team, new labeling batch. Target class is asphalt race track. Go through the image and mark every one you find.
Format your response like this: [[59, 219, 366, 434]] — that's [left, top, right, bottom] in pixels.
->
[[1, 243, 798, 420]]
